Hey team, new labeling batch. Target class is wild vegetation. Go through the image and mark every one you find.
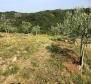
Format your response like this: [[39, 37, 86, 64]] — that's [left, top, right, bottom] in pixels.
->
[[0, 8, 91, 34], [0, 8, 91, 84]]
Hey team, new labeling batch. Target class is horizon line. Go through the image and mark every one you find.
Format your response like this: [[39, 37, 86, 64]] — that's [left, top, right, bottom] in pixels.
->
[[0, 7, 90, 13]]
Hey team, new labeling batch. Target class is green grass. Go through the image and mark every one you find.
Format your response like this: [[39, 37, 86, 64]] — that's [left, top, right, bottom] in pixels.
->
[[3, 64, 19, 76]]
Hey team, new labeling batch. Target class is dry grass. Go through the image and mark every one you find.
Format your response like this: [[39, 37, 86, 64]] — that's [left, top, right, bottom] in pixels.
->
[[0, 33, 91, 84]]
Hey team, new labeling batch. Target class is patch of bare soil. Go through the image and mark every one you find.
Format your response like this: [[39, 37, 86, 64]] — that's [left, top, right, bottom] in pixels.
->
[[63, 62, 79, 73]]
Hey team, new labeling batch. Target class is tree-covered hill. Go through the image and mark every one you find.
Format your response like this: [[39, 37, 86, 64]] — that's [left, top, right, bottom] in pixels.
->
[[0, 8, 91, 34]]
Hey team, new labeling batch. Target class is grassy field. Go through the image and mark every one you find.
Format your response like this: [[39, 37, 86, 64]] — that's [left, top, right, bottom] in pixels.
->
[[0, 33, 91, 84]]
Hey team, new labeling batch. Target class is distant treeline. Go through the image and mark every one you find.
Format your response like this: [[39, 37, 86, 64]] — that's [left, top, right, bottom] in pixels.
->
[[0, 8, 91, 34]]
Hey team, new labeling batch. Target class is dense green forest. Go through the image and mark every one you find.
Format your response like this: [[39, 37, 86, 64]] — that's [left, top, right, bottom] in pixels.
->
[[0, 8, 91, 34]]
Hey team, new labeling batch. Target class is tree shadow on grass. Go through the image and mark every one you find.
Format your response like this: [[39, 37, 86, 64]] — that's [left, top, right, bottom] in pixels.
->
[[46, 43, 79, 65]]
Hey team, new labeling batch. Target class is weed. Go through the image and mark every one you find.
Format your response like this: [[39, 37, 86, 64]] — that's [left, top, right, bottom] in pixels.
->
[[3, 64, 19, 76]]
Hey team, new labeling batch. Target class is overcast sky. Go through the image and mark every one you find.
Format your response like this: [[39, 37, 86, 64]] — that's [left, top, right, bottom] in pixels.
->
[[0, 0, 90, 13]]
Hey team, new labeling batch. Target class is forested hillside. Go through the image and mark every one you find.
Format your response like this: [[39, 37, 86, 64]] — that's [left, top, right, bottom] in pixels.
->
[[0, 8, 91, 34]]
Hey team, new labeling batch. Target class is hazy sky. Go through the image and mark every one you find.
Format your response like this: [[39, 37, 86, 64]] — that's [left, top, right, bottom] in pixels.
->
[[0, 0, 90, 13]]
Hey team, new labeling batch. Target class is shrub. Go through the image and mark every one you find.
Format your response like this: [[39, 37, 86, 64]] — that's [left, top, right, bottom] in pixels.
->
[[46, 43, 62, 54]]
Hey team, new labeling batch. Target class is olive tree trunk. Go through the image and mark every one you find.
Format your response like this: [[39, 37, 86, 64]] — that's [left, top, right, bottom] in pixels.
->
[[79, 36, 84, 66]]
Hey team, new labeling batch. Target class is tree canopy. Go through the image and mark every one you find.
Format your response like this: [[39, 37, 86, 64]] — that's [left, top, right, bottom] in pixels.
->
[[0, 8, 91, 34]]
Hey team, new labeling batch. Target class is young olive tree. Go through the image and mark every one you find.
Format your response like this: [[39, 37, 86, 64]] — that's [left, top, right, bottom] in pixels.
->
[[1, 21, 12, 34], [65, 9, 91, 67], [21, 21, 32, 34], [31, 25, 40, 35], [0, 13, 19, 34], [0, 14, 10, 33], [51, 23, 62, 35]]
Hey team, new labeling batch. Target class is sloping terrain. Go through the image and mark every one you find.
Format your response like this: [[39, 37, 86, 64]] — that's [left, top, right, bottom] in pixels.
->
[[0, 33, 91, 84]]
